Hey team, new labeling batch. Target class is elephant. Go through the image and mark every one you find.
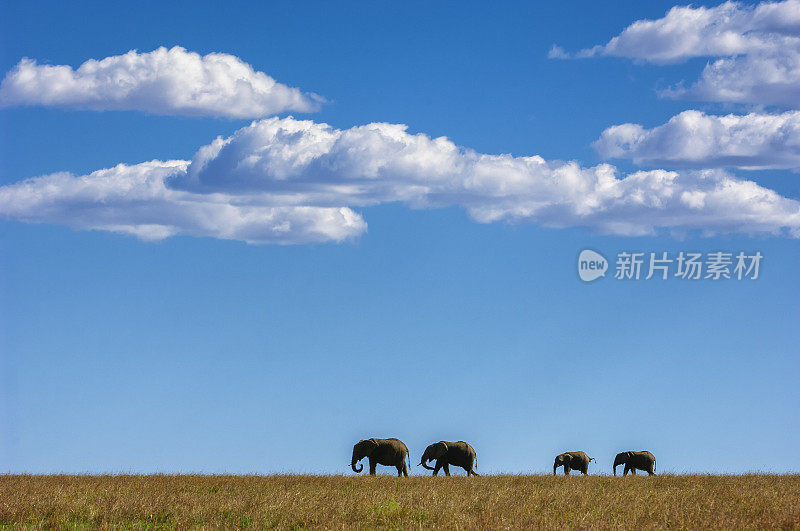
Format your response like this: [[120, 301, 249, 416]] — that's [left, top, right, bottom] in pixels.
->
[[553, 451, 595, 476], [419, 440, 479, 476], [351, 438, 410, 476], [613, 450, 656, 476]]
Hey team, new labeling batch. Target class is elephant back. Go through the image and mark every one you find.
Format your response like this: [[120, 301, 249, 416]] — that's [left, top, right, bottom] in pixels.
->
[[455, 441, 476, 454]]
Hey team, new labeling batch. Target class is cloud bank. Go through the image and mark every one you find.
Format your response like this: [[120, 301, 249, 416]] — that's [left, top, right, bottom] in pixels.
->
[[2, 117, 799, 243], [0, 160, 365, 244], [555, 0, 800, 107], [595, 110, 800, 170], [573, 0, 800, 63], [666, 47, 800, 107], [0, 46, 321, 118]]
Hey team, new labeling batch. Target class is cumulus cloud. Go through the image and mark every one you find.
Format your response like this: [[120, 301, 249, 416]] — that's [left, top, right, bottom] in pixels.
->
[[665, 48, 800, 107], [0, 46, 321, 118], [594, 110, 800, 170], [0, 160, 366, 244], [556, 0, 800, 107], [2, 117, 799, 242], [571, 1, 800, 63]]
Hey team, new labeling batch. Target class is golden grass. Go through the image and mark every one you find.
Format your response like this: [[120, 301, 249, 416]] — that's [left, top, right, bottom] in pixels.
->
[[1, 474, 799, 529]]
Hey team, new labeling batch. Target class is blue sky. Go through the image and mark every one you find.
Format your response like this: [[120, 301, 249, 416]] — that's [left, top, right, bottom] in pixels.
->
[[1, 0, 798, 474]]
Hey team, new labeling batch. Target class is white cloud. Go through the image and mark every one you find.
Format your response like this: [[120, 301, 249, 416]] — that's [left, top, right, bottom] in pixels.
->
[[557, 0, 800, 107], [0, 46, 321, 118], [573, 1, 800, 63], [0, 160, 366, 244], [664, 48, 800, 107], [548, 45, 571, 60], [594, 110, 800, 169], [2, 117, 798, 242]]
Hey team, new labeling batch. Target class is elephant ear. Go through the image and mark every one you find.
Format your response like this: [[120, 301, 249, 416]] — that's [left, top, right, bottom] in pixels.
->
[[435, 441, 448, 459], [364, 438, 379, 455], [356, 438, 378, 458], [563, 454, 572, 464]]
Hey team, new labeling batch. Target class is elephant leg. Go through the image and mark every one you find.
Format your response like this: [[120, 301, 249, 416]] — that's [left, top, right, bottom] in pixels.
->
[[443, 463, 451, 477], [564, 466, 570, 476], [623, 464, 630, 476], [466, 459, 478, 477], [433, 463, 442, 476], [369, 459, 377, 475], [402, 462, 409, 477], [396, 465, 402, 477], [647, 465, 655, 476]]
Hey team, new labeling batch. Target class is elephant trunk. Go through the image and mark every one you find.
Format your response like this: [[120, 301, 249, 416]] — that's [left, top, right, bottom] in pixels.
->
[[351, 460, 363, 473], [420, 459, 435, 471]]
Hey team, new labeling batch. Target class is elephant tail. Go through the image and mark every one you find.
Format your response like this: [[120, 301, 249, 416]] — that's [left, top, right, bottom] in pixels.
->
[[406, 447, 411, 470]]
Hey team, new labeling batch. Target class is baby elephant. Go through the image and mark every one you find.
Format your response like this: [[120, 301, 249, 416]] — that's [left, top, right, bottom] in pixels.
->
[[613, 450, 656, 476], [419, 441, 479, 476], [351, 438, 410, 476], [553, 451, 595, 476]]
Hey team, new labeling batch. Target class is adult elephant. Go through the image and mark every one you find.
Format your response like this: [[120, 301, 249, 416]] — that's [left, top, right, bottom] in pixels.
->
[[419, 441, 479, 476], [351, 438, 410, 476], [553, 451, 595, 476], [613, 450, 656, 476]]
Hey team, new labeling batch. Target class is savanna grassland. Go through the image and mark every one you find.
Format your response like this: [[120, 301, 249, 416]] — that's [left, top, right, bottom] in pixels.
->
[[1, 474, 799, 529]]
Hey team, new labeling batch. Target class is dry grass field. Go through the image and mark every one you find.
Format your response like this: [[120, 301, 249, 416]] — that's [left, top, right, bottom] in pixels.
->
[[2, 474, 799, 529]]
